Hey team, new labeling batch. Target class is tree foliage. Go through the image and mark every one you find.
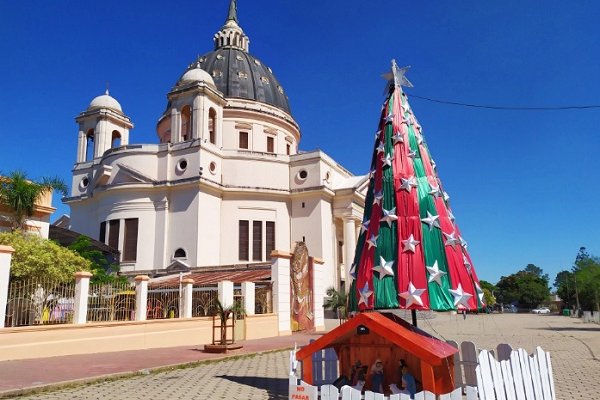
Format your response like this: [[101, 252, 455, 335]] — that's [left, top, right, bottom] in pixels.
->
[[554, 270, 576, 308], [496, 265, 550, 309], [323, 286, 347, 323], [573, 248, 600, 311], [67, 235, 125, 284], [0, 231, 91, 282], [0, 171, 67, 230]]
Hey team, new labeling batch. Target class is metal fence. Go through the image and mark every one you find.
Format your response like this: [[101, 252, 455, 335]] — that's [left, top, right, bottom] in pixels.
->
[[147, 281, 182, 319], [192, 284, 218, 317], [87, 281, 136, 322], [4, 279, 76, 327], [255, 283, 273, 314]]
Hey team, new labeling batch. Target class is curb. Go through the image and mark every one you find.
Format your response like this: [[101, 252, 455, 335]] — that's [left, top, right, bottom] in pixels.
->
[[0, 346, 294, 399]]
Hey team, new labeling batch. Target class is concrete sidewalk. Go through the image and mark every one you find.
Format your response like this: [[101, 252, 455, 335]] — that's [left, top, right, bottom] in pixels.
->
[[0, 331, 321, 398]]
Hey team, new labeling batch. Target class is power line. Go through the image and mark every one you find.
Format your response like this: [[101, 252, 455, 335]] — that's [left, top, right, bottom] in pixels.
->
[[409, 94, 600, 111]]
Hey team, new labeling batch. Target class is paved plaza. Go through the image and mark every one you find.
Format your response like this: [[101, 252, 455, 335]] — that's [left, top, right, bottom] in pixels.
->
[[2, 314, 598, 399]]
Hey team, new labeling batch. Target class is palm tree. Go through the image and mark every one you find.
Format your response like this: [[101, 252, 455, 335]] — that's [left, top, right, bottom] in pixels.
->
[[0, 171, 67, 231], [323, 286, 347, 324], [213, 298, 246, 345]]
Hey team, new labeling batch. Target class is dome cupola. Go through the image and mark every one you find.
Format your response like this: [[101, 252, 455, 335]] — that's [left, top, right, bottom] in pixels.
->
[[88, 90, 123, 113]]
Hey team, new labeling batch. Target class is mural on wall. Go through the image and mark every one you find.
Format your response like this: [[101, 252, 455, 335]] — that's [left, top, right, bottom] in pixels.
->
[[290, 241, 314, 331]]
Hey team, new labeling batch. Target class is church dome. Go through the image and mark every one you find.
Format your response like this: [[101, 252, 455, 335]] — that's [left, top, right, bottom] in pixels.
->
[[88, 90, 123, 112], [178, 66, 216, 88], [187, 48, 291, 114]]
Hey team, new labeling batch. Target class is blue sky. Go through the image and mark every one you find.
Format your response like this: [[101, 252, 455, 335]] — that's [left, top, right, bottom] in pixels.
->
[[1, 1, 598, 285]]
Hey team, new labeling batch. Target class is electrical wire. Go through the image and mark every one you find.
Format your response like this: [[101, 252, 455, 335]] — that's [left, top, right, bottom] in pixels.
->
[[409, 94, 600, 111]]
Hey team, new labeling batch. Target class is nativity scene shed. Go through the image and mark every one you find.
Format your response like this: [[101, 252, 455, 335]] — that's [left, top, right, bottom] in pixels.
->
[[296, 312, 458, 395]]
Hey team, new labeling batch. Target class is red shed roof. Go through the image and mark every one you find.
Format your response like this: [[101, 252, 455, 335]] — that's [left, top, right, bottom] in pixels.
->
[[296, 312, 457, 366]]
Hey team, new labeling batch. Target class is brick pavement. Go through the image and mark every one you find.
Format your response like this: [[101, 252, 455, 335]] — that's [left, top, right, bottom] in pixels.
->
[[1, 314, 598, 399]]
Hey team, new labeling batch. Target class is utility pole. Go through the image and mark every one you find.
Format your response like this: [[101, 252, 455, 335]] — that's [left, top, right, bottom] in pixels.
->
[[574, 274, 581, 316]]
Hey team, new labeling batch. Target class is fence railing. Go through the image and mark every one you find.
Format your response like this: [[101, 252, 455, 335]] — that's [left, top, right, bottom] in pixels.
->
[[147, 281, 182, 320], [192, 285, 218, 317], [87, 281, 136, 322], [255, 283, 273, 314], [4, 278, 75, 327]]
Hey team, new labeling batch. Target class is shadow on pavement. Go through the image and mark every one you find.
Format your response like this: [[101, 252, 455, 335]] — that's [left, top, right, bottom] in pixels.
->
[[216, 375, 288, 399], [531, 326, 600, 332]]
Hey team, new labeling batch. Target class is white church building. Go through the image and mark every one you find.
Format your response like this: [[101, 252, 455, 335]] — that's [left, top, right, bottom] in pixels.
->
[[64, 1, 366, 291]]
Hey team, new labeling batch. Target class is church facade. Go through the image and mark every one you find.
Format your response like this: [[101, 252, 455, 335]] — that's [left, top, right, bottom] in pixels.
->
[[64, 1, 366, 291]]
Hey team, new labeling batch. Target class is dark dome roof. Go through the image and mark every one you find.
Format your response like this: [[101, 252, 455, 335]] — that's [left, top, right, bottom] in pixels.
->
[[189, 48, 291, 114]]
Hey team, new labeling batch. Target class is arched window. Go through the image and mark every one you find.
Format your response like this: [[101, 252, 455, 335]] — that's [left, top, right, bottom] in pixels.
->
[[208, 108, 217, 144], [181, 105, 192, 141], [111, 130, 122, 148], [85, 129, 95, 161], [174, 248, 186, 258]]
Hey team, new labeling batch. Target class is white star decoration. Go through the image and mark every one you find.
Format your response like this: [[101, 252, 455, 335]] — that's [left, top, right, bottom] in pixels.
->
[[426, 260, 447, 286], [429, 184, 443, 198], [400, 282, 425, 307], [460, 236, 468, 249], [380, 207, 398, 227], [443, 231, 460, 249], [463, 253, 472, 272], [382, 59, 413, 89], [399, 176, 418, 193], [392, 132, 404, 145], [367, 234, 379, 249], [450, 283, 473, 308], [402, 234, 420, 253], [448, 210, 456, 223], [360, 219, 370, 235], [421, 211, 440, 231], [358, 282, 373, 306], [349, 262, 357, 279], [415, 131, 424, 145], [382, 153, 394, 167], [373, 190, 384, 206], [443, 191, 450, 202], [373, 256, 395, 279], [369, 167, 376, 179], [475, 282, 485, 304], [376, 142, 385, 154], [385, 113, 394, 124], [407, 149, 417, 160], [375, 130, 382, 140]]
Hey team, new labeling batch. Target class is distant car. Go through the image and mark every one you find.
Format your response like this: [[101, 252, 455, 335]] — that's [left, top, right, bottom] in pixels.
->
[[503, 304, 518, 313], [531, 307, 551, 314]]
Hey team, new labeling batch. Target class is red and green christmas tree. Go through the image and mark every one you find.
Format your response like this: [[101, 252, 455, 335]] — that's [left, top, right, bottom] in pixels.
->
[[348, 60, 484, 312]]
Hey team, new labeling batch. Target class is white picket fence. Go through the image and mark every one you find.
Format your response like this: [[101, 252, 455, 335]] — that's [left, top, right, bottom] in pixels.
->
[[477, 347, 555, 400], [290, 344, 555, 400], [289, 377, 478, 400]]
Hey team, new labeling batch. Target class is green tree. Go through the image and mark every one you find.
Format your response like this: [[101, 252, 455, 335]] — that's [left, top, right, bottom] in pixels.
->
[[0, 231, 91, 282], [323, 286, 347, 324], [496, 266, 550, 309], [573, 250, 600, 311], [213, 298, 245, 345], [0, 171, 67, 231], [554, 270, 575, 308], [67, 235, 125, 284]]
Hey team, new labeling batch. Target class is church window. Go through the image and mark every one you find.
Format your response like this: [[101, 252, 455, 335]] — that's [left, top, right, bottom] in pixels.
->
[[209, 108, 217, 144], [209, 161, 217, 174], [239, 220, 249, 261], [181, 105, 191, 141], [239, 131, 249, 149], [266, 222, 275, 257], [85, 129, 95, 161], [174, 248, 186, 258], [108, 220, 120, 250], [298, 170, 308, 180], [111, 130, 121, 148], [260, 76, 269, 85], [99, 221, 106, 244], [216, 54, 224, 60], [278, 86, 284, 94], [176, 159, 188, 172], [79, 177, 89, 190], [267, 136, 274, 153], [123, 218, 139, 262], [254, 59, 261, 66], [252, 221, 262, 261], [286, 144, 291, 155], [212, 70, 222, 78], [238, 71, 248, 79]]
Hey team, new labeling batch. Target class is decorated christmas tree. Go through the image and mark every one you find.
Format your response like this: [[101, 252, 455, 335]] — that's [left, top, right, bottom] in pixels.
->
[[348, 61, 483, 312]]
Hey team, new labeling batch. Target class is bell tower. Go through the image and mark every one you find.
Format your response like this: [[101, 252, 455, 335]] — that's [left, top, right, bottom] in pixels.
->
[[75, 90, 134, 163]]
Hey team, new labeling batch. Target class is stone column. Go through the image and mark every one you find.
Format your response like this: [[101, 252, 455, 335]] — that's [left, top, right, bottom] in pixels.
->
[[170, 108, 181, 143], [73, 271, 93, 324], [343, 217, 357, 289], [192, 96, 202, 140], [0, 245, 15, 329], [218, 280, 234, 309], [241, 281, 255, 316], [135, 275, 150, 321], [182, 278, 194, 318], [271, 250, 292, 336], [312, 257, 326, 331], [77, 129, 86, 163]]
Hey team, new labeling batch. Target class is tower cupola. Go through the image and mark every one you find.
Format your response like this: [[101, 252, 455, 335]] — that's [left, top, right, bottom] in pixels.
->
[[213, 0, 249, 52]]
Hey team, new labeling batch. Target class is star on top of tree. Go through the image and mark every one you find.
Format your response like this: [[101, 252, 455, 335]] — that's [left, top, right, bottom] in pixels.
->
[[382, 59, 413, 93]]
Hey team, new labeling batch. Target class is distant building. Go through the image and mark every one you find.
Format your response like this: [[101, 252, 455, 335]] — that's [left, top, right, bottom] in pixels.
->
[[0, 184, 54, 238], [64, 1, 366, 291]]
